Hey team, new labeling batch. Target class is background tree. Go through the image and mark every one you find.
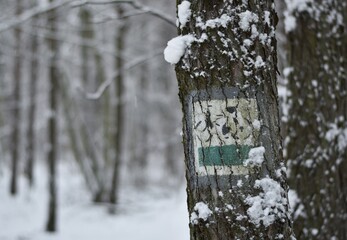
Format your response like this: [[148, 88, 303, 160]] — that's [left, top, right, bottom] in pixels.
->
[[46, 0, 59, 232], [10, 0, 22, 196], [24, 0, 39, 187], [0, 0, 184, 236], [284, 0, 347, 239], [168, 0, 293, 239]]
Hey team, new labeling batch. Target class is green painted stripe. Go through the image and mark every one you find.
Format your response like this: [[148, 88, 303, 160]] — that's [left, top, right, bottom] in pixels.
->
[[198, 145, 251, 166]]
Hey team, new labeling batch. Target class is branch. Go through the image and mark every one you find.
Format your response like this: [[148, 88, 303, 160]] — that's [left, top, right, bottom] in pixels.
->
[[80, 49, 164, 100], [0, 0, 71, 33], [0, 0, 176, 33], [71, 0, 176, 27]]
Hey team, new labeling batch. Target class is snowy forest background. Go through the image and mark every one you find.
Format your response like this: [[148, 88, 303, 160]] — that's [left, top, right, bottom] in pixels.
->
[[0, 0, 346, 239]]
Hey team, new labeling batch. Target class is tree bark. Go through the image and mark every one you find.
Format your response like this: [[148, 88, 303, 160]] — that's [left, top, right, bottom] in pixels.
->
[[172, 0, 293, 239], [46, 0, 58, 232], [285, 0, 347, 239], [10, 0, 22, 196]]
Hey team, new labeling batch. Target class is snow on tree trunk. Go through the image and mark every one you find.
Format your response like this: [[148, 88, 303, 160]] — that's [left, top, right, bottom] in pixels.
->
[[284, 0, 347, 239], [166, 0, 294, 239]]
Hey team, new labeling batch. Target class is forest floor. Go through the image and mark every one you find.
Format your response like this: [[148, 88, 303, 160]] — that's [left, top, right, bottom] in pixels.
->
[[0, 162, 189, 240]]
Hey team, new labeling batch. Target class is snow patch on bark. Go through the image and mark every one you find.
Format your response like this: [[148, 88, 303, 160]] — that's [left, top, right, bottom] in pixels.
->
[[245, 177, 288, 227], [164, 35, 194, 64], [238, 10, 259, 31], [288, 189, 306, 220], [177, 1, 191, 29], [284, 0, 312, 32], [190, 202, 212, 225], [325, 124, 347, 152], [244, 146, 265, 166]]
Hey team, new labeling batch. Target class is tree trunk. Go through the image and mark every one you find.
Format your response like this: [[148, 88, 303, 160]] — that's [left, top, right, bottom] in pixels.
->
[[10, 0, 22, 196], [109, 6, 126, 211], [78, 7, 106, 202], [170, 0, 293, 239], [284, 0, 347, 239], [25, 11, 39, 187], [46, 0, 58, 232]]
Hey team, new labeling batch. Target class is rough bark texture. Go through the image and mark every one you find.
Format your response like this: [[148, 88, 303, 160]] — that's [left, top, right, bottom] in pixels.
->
[[285, 1, 347, 239], [174, 0, 293, 239], [46, 0, 58, 232]]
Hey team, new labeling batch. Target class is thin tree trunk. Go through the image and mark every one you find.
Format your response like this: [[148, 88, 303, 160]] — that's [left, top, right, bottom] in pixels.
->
[[171, 0, 293, 239], [133, 50, 149, 187], [109, 6, 126, 211], [25, 13, 39, 187], [285, 0, 347, 239], [78, 7, 107, 202], [46, 1, 58, 232], [59, 77, 99, 195], [10, 0, 22, 196]]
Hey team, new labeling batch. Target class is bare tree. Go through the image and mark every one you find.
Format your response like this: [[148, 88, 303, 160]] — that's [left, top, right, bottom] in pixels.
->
[[9, 0, 22, 196], [109, 5, 127, 211], [25, 1, 39, 187], [46, 0, 59, 232]]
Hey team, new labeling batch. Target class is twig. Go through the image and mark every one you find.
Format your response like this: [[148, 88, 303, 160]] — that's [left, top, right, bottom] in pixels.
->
[[0, 0, 71, 33], [80, 49, 164, 100], [71, 0, 176, 27]]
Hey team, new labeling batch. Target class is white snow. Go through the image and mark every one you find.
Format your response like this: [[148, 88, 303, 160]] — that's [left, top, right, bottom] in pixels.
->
[[325, 124, 347, 152], [284, 15, 297, 33], [238, 10, 259, 31], [254, 56, 265, 68], [264, 11, 271, 25], [0, 164, 189, 240], [190, 202, 212, 225], [284, 0, 312, 32], [164, 34, 194, 64], [196, 14, 232, 30], [244, 146, 265, 166], [252, 119, 261, 130], [205, 14, 232, 29], [245, 177, 287, 227], [177, 1, 191, 29]]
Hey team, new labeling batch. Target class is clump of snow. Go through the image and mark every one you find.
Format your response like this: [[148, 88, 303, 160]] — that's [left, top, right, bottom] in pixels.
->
[[195, 14, 232, 30], [205, 14, 232, 29], [177, 1, 191, 29], [245, 177, 287, 227], [284, 0, 312, 32], [252, 119, 261, 130], [264, 11, 271, 25], [254, 56, 265, 68], [288, 189, 300, 212], [244, 146, 265, 166], [238, 10, 259, 31], [190, 202, 212, 225], [284, 14, 297, 33], [164, 34, 195, 64], [325, 124, 347, 152], [237, 179, 243, 187], [243, 39, 253, 47], [283, 67, 294, 77]]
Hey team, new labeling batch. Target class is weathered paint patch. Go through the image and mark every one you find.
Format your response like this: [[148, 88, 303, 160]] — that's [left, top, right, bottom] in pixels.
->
[[192, 98, 259, 175]]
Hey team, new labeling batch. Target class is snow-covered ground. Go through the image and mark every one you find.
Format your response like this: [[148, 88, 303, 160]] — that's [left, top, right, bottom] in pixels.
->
[[0, 163, 189, 240]]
